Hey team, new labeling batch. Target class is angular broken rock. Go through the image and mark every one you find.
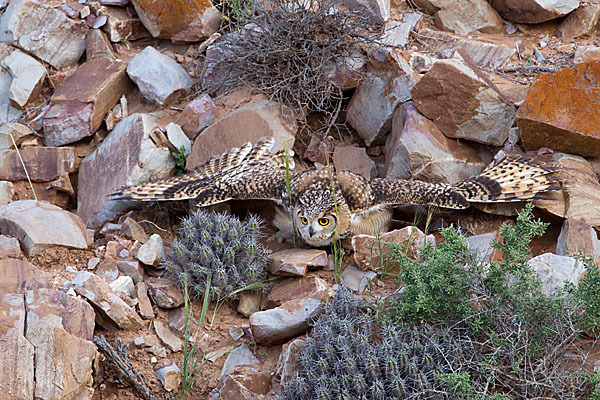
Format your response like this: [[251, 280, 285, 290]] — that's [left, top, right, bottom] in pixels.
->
[[0, 258, 51, 294], [341, 0, 390, 24], [0, 146, 74, 182], [146, 277, 184, 309], [432, 0, 504, 36], [67, 270, 144, 330], [489, 0, 580, 24], [77, 113, 175, 228], [43, 58, 133, 147], [120, 217, 149, 243], [250, 297, 323, 345], [268, 248, 329, 276], [220, 344, 261, 379], [176, 93, 216, 139], [117, 260, 144, 283], [411, 59, 516, 146], [303, 135, 335, 165], [136, 282, 155, 319], [154, 359, 181, 391], [137, 233, 166, 266], [1, 49, 45, 108], [96, 257, 119, 282], [556, 4, 600, 40], [166, 123, 192, 155], [267, 276, 329, 307], [466, 231, 502, 262], [528, 253, 584, 295], [341, 264, 376, 293], [384, 101, 488, 183], [86, 28, 116, 60], [352, 226, 426, 270], [187, 99, 296, 169], [237, 291, 261, 318], [96, 5, 150, 42], [0, 200, 92, 256], [109, 275, 135, 297], [275, 337, 306, 384], [0, 181, 13, 206], [556, 219, 600, 264], [574, 45, 600, 64], [0, 234, 20, 259], [0, 123, 35, 150], [0, 0, 88, 68], [126, 46, 193, 105], [346, 49, 415, 146], [517, 60, 600, 157], [154, 320, 183, 352], [333, 145, 377, 180], [131, 0, 220, 42]]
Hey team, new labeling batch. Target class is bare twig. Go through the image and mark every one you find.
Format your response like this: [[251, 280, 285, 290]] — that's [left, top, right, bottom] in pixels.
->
[[496, 65, 557, 74]]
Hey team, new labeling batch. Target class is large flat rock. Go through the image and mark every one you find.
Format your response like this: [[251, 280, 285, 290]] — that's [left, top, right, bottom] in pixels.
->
[[0, 200, 92, 256], [489, 0, 580, 24], [0, 146, 74, 182]]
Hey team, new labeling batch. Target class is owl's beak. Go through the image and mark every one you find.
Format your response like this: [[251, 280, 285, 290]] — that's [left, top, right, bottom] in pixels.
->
[[308, 226, 314, 237]]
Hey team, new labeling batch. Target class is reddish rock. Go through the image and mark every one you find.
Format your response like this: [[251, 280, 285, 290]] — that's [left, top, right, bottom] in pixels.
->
[[86, 29, 116, 60], [146, 277, 184, 309], [411, 59, 515, 146], [557, 4, 600, 40], [267, 276, 329, 307], [332, 145, 377, 180], [303, 135, 334, 165], [556, 219, 600, 264], [154, 359, 181, 391], [327, 48, 367, 90], [187, 100, 296, 169], [176, 93, 216, 139], [136, 282, 155, 319], [352, 226, 426, 270], [268, 249, 329, 276], [43, 58, 133, 147], [0, 123, 36, 150], [95, 257, 119, 282], [517, 61, 600, 157], [0, 235, 20, 259], [574, 45, 600, 64], [433, 0, 504, 36], [97, 5, 150, 42], [226, 365, 272, 396], [131, 0, 220, 42], [0, 258, 51, 294], [489, 0, 580, 24], [0, 147, 74, 182]]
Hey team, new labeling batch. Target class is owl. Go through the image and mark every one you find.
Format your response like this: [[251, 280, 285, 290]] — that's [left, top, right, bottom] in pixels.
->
[[113, 137, 560, 247]]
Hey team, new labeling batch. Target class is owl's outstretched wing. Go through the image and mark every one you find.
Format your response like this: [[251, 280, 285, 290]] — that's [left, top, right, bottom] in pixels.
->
[[112, 137, 293, 205], [341, 155, 560, 211]]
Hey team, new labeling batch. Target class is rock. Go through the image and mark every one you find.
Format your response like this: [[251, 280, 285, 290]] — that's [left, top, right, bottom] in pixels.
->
[[0, 181, 14, 205], [0, 234, 20, 258], [218, 375, 258, 400], [223, 365, 272, 396], [153, 320, 183, 352], [517, 61, 600, 157], [250, 297, 323, 345], [205, 345, 235, 363], [432, 0, 504, 36], [120, 217, 149, 243], [557, 4, 600, 40], [574, 45, 600, 64], [237, 292, 261, 317], [0, 44, 18, 125], [95, 257, 119, 282], [1, 49, 45, 108], [43, 58, 133, 147], [341, 264, 377, 293], [77, 113, 175, 228], [59, 2, 84, 18], [117, 260, 144, 283], [556, 219, 600, 264], [411, 59, 516, 146], [346, 49, 415, 146], [131, 0, 220, 42], [146, 277, 185, 309], [67, 270, 144, 330], [187, 100, 296, 169], [154, 359, 181, 391], [489, 0, 580, 24], [96, 5, 150, 42], [0, 146, 74, 182], [341, 0, 390, 23], [268, 248, 329, 276], [168, 307, 199, 337], [275, 338, 306, 384], [0, 258, 51, 294], [268, 276, 329, 307], [126, 46, 193, 105], [466, 231, 502, 262], [332, 145, 377, 179], [176, 93, 216, 139], [0, 200, 92, 256], [415, 29, 516, 70], [0, 0, 88, 68], [381, 14, 422, 48], [86, 28, 116, 60], [134, 334, 162, 349], [166, 123, 192, 154], [352, 226, 426, 270], [327, 48, 367, 90], [303, 135, 335, 165], [528, 253, 585, 295], [220, 344, 260, 379], [137, 233, 166, 266], [109, 275, 135, 297], [0, 123, 35, 150], [136, 282, 155, 319], [384, 102, 488, 183]]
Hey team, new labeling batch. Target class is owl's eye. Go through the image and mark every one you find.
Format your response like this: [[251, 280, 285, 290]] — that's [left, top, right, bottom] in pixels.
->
[[300, 216, 308, 225], [318, 217, 329, 226]]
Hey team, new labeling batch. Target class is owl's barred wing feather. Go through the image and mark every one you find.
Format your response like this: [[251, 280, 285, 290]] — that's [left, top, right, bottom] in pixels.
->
[[112, 138, 292, 203], [370, 179, 470, 209]]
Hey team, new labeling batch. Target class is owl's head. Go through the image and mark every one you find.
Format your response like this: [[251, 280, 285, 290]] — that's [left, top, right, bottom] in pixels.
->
[[293, 188, 345, 247]]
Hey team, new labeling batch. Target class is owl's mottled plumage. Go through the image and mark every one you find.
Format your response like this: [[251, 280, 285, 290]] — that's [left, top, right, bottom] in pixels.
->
[[114, 138, 561, 247]]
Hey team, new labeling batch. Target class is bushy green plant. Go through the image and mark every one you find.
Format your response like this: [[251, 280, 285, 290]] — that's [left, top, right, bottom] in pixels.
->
[[574, 253, 600, 333], [163, 210, 269, 301]]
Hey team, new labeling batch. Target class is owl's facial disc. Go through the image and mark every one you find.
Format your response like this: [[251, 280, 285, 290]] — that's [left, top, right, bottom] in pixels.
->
[[295, 208, 337, 247]]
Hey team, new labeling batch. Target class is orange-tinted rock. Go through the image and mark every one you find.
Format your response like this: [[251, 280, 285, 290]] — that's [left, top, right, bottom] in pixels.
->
[[517, 61, 600, 157]]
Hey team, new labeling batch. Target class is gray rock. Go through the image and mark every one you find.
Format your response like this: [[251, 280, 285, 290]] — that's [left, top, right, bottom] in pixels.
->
[[275, 338, 306, 384], [0, 234, 20, 258], [384, 102, 488, 183], [137, 233, 166, 266], [0, 0, 88, 68], [250, 297, 323, 345], [433, 0, 504, 36], [237, 291, 261, 318], [154, 359, 181, 392], [134, 334, 162, 349], [109, 275, 135, 297], [0, 200, 92, 256], [165, 123, 192, 155], [346, 49, 415, 146], [1, 49, 45, 108], [220, 344, 260, 379], [528, 253, 585, 294], [341, 264, 376, 293], [0, 45, 19, 127], [126, 46, 193, 105], [0, 180, 14, 205], [96, 257, 119, 282], [489, 0, 580, 24], [146, 277, 184, 309], [557, 4, 600, 40], [556, 219, 600, 264], [153, 320, 183, 352], [268, 248, 329, 276], [77, 113, 175, 228], [341, 0, 390, 23], [466, 231, 501, 262], [117, 260, 144, 283]]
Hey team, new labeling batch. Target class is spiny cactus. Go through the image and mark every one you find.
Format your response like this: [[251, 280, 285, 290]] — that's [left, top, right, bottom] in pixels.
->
[[280, 287, 468, 400], [162, 210, 269, 301]]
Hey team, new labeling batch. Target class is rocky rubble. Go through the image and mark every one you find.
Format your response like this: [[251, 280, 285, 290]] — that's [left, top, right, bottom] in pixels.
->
[[0, 0, 598, 398]]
